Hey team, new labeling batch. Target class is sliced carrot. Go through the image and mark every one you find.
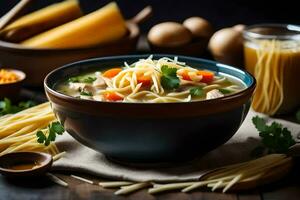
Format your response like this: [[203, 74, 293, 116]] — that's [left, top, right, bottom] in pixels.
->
[[179, 69, 214, 83], [103, 92, 123, 101], [103, 68, 122, 78], [179, 69, 192, 81], [197, 70, 214, 83], [137, 74, 152, 86]]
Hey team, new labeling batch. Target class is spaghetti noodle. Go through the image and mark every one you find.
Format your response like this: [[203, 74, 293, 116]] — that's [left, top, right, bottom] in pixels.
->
[[0, 102, 59, 156], [244, 28, 300, 115]]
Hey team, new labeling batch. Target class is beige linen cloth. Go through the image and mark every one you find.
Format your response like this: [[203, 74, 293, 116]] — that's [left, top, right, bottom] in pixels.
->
[[52, 110, 300, 182]]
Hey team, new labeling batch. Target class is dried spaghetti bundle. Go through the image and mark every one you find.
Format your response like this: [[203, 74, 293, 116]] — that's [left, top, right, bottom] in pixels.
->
[[0, 102, 59, 156]]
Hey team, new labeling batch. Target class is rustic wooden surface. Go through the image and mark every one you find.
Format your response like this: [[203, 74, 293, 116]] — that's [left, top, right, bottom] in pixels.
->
[[0, 166, 300, 200]]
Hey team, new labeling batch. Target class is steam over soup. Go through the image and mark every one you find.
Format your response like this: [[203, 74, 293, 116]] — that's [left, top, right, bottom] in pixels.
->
[[55, 56, 245, 102]]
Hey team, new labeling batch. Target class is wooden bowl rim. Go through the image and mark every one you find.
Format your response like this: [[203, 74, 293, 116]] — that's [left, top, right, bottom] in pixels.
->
[[0, 21, 139, 52], [0, 152, 52, 174]]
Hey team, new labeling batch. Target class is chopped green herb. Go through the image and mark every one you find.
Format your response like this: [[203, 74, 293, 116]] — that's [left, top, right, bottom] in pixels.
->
[[252, 116, 296, 155], [68, 76, 80, 83], [219, 88, 231, 94], [82, 77, 96, 83], [160, 65, 180, 90], [18, 100, 36, 109], [190, 87, 204, 97], [68, 76, 96, 84], [0, 98, 36, 116], [80, 91, 93, 96], [36, 122, 64, 146]]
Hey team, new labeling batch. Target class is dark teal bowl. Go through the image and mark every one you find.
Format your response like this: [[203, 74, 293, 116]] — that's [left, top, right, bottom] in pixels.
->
[[44, 55, 256, 164]]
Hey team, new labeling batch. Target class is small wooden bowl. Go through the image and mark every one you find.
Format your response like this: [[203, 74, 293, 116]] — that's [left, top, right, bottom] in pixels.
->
[[0, 68, 26, 100], [0, 6, 152, 86], [0, 152, 52, 177], [148, 37, 209, 56]]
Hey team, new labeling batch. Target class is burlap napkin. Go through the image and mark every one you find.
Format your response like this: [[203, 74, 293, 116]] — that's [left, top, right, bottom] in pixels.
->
[[52, 110, 300, 182]]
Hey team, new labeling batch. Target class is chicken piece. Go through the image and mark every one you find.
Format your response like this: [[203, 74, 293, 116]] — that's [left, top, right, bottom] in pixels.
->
[[93, 95, 103, 101], [69, 83, 95, 93], [93, 76, 106, 88], [206, 89, 224, 99], [80, 95, 93, 100]]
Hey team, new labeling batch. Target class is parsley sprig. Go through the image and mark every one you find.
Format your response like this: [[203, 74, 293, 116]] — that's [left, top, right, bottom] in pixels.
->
[[0, 98, 36, 116], [252, 116, 296, 156], [80, 91, 93, 96], [190, 87, 204, 97], [36, 122, 64, 146], [219, 88, 231, 94], [160, 65, 180, 90]]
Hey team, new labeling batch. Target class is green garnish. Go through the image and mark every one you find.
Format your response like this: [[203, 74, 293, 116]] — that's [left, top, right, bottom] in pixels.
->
[[82, 77, 96, 83], [80, 91, 93, 96], [36, 122, 64, 146], [252, 116, 296, 155], [160, 65, 180, 90], [190, 87, 204, 97], [68, 76, 80, 83], [219, 88, 231, 94], [0, 98, 36, 116], [68, 76, 96, 84]]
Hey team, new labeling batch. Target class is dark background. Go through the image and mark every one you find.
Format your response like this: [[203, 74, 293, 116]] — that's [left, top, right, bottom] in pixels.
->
[[1, 0, 299, 32]]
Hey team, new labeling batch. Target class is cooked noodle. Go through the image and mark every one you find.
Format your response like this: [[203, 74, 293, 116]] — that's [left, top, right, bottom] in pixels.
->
[[57, 56, 245, 103]]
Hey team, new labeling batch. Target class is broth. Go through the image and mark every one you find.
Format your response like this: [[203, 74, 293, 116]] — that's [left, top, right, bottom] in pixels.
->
[[55, 57, 245, 103]]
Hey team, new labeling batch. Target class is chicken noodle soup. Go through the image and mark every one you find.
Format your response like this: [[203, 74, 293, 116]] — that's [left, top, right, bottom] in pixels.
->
[[55, 56, 245, 102]]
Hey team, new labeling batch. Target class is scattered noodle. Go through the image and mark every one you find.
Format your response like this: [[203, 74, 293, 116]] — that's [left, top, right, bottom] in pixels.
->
[[71, 174, 94, 184], [46, 173, 68, 187]]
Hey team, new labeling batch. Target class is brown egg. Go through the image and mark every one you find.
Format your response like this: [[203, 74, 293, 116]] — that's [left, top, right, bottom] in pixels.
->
[[183, 17, 214, 38], [148, 22, 192, 47], [208, 25, 245, 66]]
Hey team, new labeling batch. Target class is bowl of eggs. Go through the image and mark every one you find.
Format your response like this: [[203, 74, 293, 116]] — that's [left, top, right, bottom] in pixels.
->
[[147, 17, 214, 56]]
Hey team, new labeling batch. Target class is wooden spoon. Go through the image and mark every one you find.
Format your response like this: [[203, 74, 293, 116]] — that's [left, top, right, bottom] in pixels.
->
[[0, 152, 52, 177], [0, 0, 32, 30]]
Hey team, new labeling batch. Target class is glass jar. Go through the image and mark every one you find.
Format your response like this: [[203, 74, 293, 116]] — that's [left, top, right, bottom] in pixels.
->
[[243, 24, 300, 115]]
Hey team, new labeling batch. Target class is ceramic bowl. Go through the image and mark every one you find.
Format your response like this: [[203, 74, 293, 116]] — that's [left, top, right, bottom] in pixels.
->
[[0, 68, 26, 100], [44, 55, 256, 164]]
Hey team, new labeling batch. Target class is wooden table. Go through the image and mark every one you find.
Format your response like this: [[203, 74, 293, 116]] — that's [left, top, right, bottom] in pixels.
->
[[1, 166, 300, 200]]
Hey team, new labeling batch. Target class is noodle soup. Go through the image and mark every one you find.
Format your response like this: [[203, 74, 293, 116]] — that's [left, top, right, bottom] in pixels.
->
[[55, 56, 245, 103]]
